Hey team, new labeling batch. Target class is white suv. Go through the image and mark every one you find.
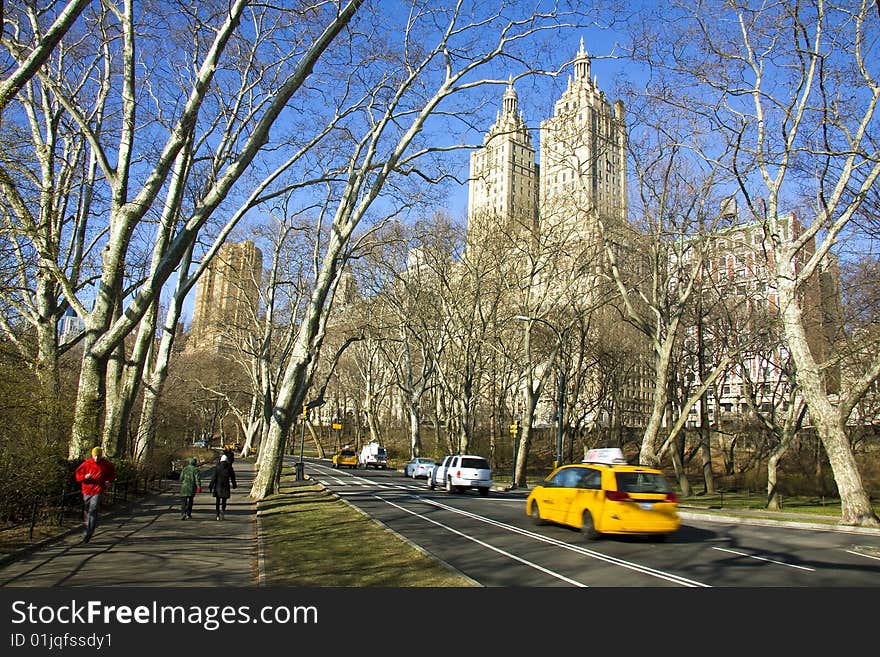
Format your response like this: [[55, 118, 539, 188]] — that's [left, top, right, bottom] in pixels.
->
[[427, 454, 493, 497]]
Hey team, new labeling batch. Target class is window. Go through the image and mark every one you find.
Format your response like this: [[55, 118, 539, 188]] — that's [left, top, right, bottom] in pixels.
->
[[461, 457, 490, 469], [578, 469, 601, 490], [615, 472, 671, 494], [556, 468, 583, 488]]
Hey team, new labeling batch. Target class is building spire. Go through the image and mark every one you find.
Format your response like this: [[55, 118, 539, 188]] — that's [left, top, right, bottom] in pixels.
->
[[574, 37, 590, 81], [503, 75, 518, 115]]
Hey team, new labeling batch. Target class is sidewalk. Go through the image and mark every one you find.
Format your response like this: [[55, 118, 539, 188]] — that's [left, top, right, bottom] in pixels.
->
[[0, 457, 258, 587]]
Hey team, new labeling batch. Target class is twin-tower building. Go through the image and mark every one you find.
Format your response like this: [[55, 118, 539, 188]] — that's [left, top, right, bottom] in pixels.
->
[[467, 39, 627, 255]]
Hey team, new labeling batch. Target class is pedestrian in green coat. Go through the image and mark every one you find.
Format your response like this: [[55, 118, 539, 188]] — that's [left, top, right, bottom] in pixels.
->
[[179, 458, 201, 520]]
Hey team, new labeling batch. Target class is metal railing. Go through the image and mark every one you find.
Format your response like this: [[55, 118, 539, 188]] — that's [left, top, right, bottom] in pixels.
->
[[8, 473, 169, 542]]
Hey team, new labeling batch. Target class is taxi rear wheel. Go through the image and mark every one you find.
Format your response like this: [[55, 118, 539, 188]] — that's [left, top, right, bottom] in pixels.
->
[[529, 503, 545, 526], [581, 510, 600, 540]]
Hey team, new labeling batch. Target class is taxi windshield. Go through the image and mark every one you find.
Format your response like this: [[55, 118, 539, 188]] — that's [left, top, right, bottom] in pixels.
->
[[615, 472, 671, 494]]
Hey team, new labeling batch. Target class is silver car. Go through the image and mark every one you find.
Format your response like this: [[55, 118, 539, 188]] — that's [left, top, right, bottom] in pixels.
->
[[403, 457, 436, 479]]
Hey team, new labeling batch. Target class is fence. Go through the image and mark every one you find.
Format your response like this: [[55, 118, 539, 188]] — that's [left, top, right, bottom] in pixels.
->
[[11, 472, 169, 543]]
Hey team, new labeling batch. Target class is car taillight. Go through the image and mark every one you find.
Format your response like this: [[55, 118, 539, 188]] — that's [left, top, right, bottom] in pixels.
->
[[665, 492, 678, 503], [455, 470, 461, 477], [605, 490, 630, 502]]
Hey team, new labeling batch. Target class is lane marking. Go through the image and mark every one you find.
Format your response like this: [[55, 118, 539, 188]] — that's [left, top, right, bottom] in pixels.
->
[[711, 546, 815, 571], [380, 496, 588, 586], [845, 549, 880, 562]]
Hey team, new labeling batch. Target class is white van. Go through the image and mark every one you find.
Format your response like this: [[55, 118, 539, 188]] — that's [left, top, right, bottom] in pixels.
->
[[358, 441, 388, 469]]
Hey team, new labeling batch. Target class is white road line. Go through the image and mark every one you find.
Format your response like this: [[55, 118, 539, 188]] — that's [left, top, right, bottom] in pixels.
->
[[364, 492, 708, 587], [380, 496, 588, 587], [712, 546, 815, 571], [845, 549, 880, 562], [315, 477, 420, 491]]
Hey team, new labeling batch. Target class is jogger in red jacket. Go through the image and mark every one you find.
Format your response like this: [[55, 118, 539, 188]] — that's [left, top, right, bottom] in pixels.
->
[[75, 446, 116, 543]]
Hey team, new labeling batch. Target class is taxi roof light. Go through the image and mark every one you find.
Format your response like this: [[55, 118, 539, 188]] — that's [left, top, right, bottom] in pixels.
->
[[583, 447, 628, 466]]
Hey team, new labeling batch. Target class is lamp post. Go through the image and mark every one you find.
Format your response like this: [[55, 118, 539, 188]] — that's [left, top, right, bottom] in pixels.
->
[[515, 315, 565, 468]]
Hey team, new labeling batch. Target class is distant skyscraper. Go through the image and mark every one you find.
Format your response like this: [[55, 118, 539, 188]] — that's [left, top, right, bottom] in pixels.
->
[[538, 38, 628, 247], [59, 306, 85, 342], [187, 240, 263, 353], [467, 77, 539, 247]]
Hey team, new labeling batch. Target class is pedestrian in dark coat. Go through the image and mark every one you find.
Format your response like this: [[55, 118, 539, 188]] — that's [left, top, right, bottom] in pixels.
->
[[208, 454, 237, 520], [178, 458, 201, 520]]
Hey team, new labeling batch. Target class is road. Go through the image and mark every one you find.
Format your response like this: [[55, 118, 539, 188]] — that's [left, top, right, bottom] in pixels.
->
[[305, 457, 880, 587]]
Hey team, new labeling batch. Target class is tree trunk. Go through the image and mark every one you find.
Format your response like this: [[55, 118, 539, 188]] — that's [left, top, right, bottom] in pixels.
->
[[766, 449, 784, 510], [408, 401, 421, 458], [104, 302, 158, 458], [640, 344, 673, 467], [69, 345, 108, 459], [306, 420, 324, 458], [34, 285, 63, 446], [777, 274, 880, 527], [670, 435, 691, 497], [514, 381, 542, 487]]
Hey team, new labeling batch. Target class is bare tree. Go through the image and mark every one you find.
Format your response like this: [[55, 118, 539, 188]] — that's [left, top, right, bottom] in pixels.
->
[[601, 124, 736, 469], [355, 214, 457, 459], [628, 1, 880, 526], [0, 1, 364, 460], [249, 3, 608, 498], [0, 1, 92, 111]]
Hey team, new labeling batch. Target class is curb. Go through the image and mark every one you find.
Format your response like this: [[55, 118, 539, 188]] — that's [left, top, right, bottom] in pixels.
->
[[677, 509, 880, 535]]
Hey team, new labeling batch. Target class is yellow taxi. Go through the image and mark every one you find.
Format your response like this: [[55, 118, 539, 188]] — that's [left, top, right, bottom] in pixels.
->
[[332, 447, 358, 469], [525, 448, 680, 540]]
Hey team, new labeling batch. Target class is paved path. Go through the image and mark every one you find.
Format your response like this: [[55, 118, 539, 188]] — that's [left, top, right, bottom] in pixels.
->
[[0, 458, 259, 587]]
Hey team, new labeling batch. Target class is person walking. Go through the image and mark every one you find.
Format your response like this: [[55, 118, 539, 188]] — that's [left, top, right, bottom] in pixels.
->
[[178, 457, 201, 520], [74, 446, 116, 543], [208, 453, 236, 520]]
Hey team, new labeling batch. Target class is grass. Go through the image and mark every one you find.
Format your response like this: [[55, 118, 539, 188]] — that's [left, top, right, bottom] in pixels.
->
[[677, 490, 880, 520], [257, 466, 477, 586]]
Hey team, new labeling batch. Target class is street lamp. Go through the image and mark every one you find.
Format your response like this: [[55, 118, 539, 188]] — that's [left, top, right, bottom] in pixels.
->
[[515, 315, 566, 469]]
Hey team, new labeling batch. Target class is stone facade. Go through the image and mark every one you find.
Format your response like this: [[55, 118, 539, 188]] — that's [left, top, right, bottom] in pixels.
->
[[187, 240, 263, 353]]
